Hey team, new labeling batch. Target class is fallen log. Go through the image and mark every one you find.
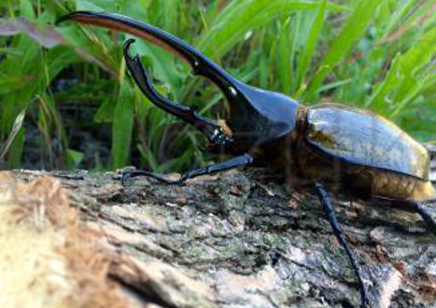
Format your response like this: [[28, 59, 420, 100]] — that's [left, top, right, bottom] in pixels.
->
[[1, 167, 435, 308]]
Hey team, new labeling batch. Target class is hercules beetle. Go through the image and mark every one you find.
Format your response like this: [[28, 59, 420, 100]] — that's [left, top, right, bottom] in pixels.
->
[[58, 11, 436, 308]]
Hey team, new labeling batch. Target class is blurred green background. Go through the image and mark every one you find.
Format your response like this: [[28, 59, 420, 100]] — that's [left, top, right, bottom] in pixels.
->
[[0, 0, 435, 172]]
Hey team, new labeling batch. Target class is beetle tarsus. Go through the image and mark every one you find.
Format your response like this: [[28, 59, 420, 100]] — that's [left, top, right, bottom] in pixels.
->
[[121, 170, 178, 186], [410, 201, 436, 236], [314, 182, 370, 308], [122, 153, 253, 186], [178, 153, 253, 183], [374, 197, 436, 237]]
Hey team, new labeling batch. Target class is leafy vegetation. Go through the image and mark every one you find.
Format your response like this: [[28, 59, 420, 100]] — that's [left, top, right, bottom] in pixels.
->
[[0, 0, 435, 171]]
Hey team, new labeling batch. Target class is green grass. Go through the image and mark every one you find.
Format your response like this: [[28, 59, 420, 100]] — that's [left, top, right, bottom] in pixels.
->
[[0, 0, 435, 171]]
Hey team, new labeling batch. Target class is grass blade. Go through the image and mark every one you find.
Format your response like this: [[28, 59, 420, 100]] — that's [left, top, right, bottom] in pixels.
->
[[295, 0, 327, 97], [198, 0, 348, 60], [0, 106, 27, 168], [112, 60, 134, 169], [367, 27, 436, 115], [306, 0, 382, 101]]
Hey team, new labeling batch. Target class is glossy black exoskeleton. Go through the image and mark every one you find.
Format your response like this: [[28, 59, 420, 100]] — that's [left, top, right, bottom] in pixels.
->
[[58, 12, 436, 308]]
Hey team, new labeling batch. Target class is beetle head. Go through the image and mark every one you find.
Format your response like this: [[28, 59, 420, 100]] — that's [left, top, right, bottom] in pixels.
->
[[222, 81, 299, 148], [58, 11, 299, 150]]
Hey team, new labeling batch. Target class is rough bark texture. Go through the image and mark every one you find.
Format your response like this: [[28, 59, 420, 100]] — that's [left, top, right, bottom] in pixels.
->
[[9, 154, 436, 308]]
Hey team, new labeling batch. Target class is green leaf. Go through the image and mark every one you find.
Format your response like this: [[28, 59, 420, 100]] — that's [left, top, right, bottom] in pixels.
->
[[295, 0, 327, 96], [306, 0, 382, 100], [19, 0, 34, 19], [365, 52, 402, 110], [6, 128, 25, 169], [66, 149, 84, 169], [198, 0, 348, 61], [316, 78, 352, 94], [76, 0, 105, 12], [277, 19, 293, 94], [112, 80, 134, 169], [0, 106, 27, 164], [391, 75, 428, 119], [94, 98, 115, 123], [367, 27, 436, 115], [381, 0, 417, 39], [132, 38, 185, 92]]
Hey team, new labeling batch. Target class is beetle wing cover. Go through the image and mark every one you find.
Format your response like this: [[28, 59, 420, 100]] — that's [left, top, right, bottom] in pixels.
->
[[306, 104, 430, 180]]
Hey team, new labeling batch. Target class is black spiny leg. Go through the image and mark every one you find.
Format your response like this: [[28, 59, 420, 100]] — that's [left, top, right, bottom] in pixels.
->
[[410, 201, 436, 236], [314, 182, 369, 308], [122, 153, 253, 186], [375, 197, 436, 237]]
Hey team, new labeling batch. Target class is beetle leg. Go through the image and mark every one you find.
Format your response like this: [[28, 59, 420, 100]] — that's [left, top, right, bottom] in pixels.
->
[[409, 201, 436, 236], [372, 197, 436, 236], [122, 153, 253, 186], [314, 182, 369, 308], [124, 39, 232, 147]]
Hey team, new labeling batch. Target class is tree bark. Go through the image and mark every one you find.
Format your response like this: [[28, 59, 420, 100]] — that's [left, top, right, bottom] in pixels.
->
[[6, 163, 436, 308]]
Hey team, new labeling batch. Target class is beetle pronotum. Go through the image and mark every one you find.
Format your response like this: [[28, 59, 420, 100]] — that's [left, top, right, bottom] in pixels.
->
[[58, 12, 436, 308]]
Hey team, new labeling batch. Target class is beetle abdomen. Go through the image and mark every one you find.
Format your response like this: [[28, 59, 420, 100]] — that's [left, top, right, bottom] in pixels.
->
[[305, 104, 430, 180], [294, 138, 435, 201], [349, 166, 435, 202]]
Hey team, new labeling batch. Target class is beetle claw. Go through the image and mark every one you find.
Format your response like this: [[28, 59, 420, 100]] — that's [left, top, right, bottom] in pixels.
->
[[121, 169, 181, 186], [120, 170, 132, 186], [123, 39, 232, 147]]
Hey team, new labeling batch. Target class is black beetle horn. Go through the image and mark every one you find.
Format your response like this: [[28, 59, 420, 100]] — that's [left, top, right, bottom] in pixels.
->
[[57, 11, 236, 145], [56, 12, 242, 105], [123, 39, 231, 144], [57, 12, 299, 145]]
